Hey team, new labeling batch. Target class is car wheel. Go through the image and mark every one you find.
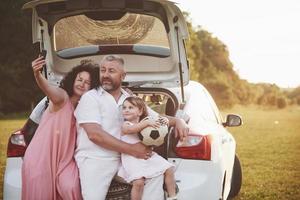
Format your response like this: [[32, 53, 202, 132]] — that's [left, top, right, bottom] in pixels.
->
[[228, 154, 242, 199]]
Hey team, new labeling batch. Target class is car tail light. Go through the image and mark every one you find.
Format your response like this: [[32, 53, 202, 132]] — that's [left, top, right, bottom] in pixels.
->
[[7, 130, 27, 157], [175, 133, 212, 160]]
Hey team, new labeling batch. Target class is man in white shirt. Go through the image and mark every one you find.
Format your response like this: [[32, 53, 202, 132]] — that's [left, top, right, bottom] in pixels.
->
[[74, 55, 188, 200]]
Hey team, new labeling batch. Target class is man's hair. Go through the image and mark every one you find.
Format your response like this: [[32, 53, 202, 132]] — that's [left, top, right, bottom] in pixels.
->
[[100, 55, 124, 67], [123, 96, 149, 121], [60, 59, 99, 96]]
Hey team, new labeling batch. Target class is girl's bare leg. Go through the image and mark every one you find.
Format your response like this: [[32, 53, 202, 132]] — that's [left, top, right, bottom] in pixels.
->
[[164, 168, 176, 197], [131, 178, 145, 200]]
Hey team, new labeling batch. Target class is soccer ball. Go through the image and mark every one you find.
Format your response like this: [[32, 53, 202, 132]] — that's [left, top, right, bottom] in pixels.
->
[[138, 116, 169, 146]]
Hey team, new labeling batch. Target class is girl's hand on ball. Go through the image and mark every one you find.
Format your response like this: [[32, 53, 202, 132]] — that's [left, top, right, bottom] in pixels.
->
[[145, 119, 160, 129], [158, 116, 169, 126]]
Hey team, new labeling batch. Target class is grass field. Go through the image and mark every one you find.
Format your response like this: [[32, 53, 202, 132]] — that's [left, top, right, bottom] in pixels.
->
[[0, 106, 300, 199], [224, 105, 300, 200]]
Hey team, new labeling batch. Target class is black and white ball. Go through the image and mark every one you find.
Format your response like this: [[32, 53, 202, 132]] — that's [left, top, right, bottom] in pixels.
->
[[138, 116, 169, 146]]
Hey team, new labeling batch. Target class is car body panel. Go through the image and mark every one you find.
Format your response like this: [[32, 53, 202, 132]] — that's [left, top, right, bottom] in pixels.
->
[[168, 81, 237, 199], [170, 158, 224, 199], [3, 158, 22, 200]]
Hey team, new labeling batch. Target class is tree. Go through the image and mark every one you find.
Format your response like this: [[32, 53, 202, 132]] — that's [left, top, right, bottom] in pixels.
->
[[0, 0, 43, 114]]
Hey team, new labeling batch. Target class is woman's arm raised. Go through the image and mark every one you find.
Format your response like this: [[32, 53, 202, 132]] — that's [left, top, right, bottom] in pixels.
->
[[32, 56, 67, 107]]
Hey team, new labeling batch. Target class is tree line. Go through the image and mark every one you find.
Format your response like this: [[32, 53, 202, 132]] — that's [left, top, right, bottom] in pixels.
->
[[0, 0, 43, 116], [0, 2, 299, 115], [184, 13, 300, 109]]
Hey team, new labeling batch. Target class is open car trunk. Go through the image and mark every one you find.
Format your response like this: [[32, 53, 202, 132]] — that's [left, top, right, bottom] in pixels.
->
[[23, 0, 190, 90]]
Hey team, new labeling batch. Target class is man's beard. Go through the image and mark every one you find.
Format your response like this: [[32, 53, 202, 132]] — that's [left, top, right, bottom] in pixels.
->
[[101, 78, 120, 92], [102, 84, 114, 91]]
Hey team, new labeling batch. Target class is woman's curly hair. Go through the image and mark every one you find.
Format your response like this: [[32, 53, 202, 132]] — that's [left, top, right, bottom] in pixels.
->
[[59, 59, 100, 97]]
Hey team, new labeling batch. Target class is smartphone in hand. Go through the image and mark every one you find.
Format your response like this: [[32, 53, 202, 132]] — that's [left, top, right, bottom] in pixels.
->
[[39, 50, 47, 73], [40, 50, 47, 58]]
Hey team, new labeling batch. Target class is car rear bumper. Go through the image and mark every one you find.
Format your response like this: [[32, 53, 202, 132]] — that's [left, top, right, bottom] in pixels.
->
[[3, 157, 22, 200], [171, 158, 225, 200], [4, 157, 226, 200]]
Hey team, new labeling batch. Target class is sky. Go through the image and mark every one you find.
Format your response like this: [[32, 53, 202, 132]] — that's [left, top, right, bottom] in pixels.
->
[[174, 0, 300, 88]]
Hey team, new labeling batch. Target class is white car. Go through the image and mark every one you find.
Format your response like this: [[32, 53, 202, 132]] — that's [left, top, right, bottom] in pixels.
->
[[3, 0, 243, 199]]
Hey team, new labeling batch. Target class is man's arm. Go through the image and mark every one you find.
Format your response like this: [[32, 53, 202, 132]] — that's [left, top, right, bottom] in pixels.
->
[[81, 123, 151, 159], [165, 116, 189, 141]]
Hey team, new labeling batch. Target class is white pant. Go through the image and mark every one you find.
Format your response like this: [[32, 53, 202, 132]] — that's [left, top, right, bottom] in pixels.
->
[[76, 157, 164, 200], [76, 157, 119, 200]]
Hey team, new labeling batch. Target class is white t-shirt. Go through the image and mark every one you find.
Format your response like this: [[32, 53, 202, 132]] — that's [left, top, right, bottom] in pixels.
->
[[74, 87, 130, 159]]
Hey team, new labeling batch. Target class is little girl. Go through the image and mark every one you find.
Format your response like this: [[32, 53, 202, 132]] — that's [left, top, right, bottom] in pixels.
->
[[118, 96, 177, 200]]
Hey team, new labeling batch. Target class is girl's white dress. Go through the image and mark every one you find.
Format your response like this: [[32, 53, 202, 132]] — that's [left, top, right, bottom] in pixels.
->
[[118, 124, 174, 183]]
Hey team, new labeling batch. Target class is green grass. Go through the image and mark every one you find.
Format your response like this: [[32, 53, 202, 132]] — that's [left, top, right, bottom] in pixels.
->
[[0, 106, 300, 199], [223, 105, 300, 200], [0, 112, 29, 120]]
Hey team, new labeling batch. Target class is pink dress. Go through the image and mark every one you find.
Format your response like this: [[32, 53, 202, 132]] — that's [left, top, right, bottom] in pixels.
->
[[22, 100, 82, 200], [118, 123, 174, 183]]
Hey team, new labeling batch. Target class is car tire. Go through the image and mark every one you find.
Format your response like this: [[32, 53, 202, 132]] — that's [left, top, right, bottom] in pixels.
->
[[228, 154, 242, 199]]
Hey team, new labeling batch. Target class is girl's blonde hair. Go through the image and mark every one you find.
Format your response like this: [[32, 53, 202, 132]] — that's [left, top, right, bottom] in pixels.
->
[[123, 96, 148, 121]]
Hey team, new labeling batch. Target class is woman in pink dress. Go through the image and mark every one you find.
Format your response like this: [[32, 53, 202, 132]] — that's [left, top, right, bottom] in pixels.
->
[[118, 96, 178, 200], [22, 56, 98, 200]]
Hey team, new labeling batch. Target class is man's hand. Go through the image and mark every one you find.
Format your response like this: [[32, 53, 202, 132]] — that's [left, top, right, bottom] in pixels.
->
[[173, 118, 189, 141], [165, 116, 189, 141], [130, 142, 153, 160]]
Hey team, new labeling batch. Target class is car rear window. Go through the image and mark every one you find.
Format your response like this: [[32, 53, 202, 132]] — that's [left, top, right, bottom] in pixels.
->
[[53, 13, 170, 51]]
